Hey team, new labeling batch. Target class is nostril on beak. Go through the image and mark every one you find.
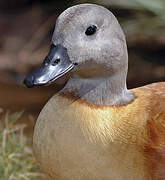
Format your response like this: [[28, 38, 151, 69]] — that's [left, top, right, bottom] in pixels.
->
[[52, 58, 60, 66], [23, 75, 34, 88]]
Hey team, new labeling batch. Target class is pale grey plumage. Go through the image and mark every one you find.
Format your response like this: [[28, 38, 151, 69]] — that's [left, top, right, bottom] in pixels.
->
[[51, 3, 135, 106]]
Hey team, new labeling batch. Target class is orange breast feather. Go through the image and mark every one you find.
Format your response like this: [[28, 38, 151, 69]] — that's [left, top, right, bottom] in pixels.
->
[[60, 82, 165, 179], [135, 82, 165, 179]]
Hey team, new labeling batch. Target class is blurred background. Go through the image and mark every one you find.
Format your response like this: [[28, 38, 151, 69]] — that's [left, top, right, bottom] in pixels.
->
[[0, 0, 164, 179]]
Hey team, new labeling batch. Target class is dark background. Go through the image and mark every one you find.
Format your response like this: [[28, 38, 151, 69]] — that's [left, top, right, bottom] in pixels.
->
[[0, 0, 164, 116]]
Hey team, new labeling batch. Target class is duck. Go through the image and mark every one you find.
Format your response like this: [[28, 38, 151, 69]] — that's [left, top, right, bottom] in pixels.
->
[[24, 3, 165, 180]]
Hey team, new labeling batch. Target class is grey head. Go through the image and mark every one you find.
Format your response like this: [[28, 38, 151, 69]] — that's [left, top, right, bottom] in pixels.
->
[[24, 4, 135, 106], [53, 4, 128, 74]]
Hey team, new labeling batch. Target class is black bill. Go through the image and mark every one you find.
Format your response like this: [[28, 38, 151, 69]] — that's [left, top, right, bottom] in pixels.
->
[[24, 44, 75, 88]]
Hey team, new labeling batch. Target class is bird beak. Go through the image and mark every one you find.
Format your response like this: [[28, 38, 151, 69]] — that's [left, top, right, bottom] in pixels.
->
[[23, 44, 75, 88]]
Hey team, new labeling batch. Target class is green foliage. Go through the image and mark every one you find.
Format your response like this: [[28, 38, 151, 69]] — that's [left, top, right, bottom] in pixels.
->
[[113, 0, 165, 37], [77, 0, 165, 17], [0, 110, 45, 180]]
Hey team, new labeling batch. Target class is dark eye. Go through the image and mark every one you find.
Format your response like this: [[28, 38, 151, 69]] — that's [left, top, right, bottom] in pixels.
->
[[85, 25, 97, 36]]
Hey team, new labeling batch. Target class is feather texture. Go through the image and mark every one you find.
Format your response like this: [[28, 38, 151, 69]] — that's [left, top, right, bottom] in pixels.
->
[[33, 82, 165, 180]]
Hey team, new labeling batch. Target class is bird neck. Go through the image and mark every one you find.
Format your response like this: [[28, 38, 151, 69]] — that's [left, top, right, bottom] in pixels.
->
[[62, 70, 135, 106]]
